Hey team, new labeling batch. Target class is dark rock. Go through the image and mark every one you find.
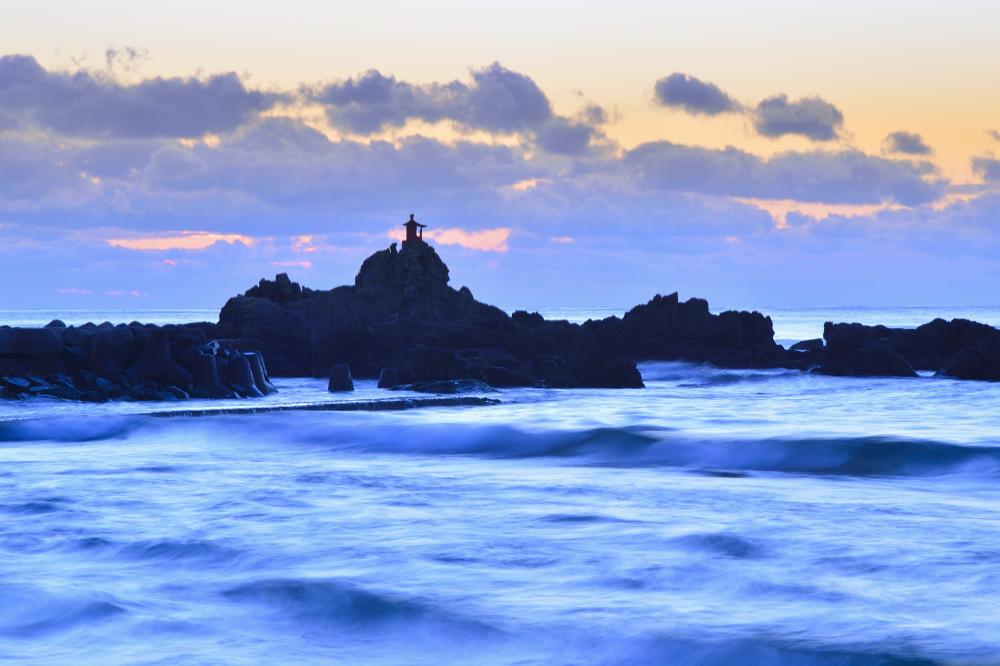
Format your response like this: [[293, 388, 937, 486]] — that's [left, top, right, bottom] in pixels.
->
[[328, 363, 354, 392], [224, 354, 264, 398], [1, 376, 31, 392], [397, 379, 494, 394], [245, 352, 277, 395], [814, 342, 917, 378], [395, 346, 461, 384], [244, 272, 310, 303], [128, 328, 192, 388], [822, 318, 999, 372], [377, 367, 400, 389], [940, 333, 1000, 381], [191, 353, 231, 398], [45, 320, 67, 328], [789, 338, 824, 353], [159, 386, 190, 401]]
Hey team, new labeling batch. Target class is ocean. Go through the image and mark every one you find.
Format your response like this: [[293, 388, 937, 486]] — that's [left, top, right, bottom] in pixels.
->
[[2, 306, 1000, 664]]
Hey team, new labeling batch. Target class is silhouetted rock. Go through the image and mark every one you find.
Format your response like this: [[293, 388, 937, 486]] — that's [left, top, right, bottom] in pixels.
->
[[225, 354, 263, 398], [128, 328, 193, 388], [789, 338, 824, 353], [940, 333, 1000, 381], [398, 379, 494, 394], [814, 341, 917, 378], [192, 353, 231, 398], [328, 363, 354, 392], [0, 319, 270, 403], [821, 319, 998, 372], [246, 352, 277, 395], [377, 367, 400, 389]]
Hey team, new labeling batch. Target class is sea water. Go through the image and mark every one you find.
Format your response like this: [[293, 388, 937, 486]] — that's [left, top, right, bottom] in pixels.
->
[[2, 307, 1000, 665]]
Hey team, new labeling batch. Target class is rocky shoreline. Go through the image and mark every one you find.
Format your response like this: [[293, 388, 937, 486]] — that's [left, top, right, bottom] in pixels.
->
[[4, 239, 1000, 402]]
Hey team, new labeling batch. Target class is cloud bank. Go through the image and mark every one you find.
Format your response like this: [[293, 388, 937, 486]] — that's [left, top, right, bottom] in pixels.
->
[[0, 54, 994, 311]]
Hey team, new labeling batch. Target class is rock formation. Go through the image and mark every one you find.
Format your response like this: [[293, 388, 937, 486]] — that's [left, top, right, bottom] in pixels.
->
[[217, 241, 789, 388], [0, 323, 275, 402]]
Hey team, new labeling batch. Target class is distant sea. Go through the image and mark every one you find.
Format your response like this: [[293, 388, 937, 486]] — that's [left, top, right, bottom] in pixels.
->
[[3, 305, 1000, 664]]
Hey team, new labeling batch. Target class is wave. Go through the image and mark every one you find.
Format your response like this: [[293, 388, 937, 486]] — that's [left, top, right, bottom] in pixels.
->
[[608, 634, 940, 666], [4, 408, 999, 478], [274, 419, 1000, 478], [223, 578, 497, 636], [0, 416, 144, 443], [0, 584, 125, 639], [119, 539, 242, 564]]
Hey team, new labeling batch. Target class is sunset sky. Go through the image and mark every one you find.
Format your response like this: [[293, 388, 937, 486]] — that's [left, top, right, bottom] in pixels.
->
[[3, 0, 1000, 309]]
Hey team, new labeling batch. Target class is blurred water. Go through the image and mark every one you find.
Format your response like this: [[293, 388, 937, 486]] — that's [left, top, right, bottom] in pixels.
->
[[2, 308, 1000, 664]]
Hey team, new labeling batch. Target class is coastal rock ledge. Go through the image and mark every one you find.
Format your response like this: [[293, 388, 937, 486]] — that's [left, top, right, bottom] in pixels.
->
[[215, 240, 784, 388]]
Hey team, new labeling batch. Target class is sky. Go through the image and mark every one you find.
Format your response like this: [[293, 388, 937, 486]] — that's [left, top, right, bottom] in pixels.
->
[[2, 0, 1000, 311]]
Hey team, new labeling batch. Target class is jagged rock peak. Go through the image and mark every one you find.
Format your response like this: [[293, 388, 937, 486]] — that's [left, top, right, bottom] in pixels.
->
[[245, 272, 311, 303], [354, 241, 450, 291]]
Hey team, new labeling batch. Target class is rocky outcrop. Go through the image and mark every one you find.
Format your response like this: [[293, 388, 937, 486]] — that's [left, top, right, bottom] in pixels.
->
[[780, 318, 1000, 379], [217, 241, 801, 388], [581, 293, 788, 369], [218, 241, 646, 388], [817, 319, 997, 372], [0, 323, 275, 402], [940, 332, 1000, 380]]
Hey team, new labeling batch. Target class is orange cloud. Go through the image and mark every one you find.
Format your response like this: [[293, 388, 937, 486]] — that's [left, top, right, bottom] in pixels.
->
[[426, 227, 510, 252], [108, 231, 255, 251], [739, 192, 984, 228], [292, 235, 319, 253]]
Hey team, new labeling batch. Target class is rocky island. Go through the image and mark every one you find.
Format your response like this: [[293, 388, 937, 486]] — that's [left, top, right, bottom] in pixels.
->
[[4, 215, 1000, 402]]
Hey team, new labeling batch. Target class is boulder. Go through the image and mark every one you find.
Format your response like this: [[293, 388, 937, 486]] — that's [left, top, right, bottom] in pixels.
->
[[224, 354, 264, 398], [128, 328, 193, 388], [328, 363, 354, 392], [191, 353, 231, 398], [940, 333, 1000, 381], [814, 342, 917, 378], [377, 367, 400, 389], [245, 352, 277, 395]]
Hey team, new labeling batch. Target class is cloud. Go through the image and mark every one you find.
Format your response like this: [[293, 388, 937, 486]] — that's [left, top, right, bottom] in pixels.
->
[[0, 54, 278, 139], [972, 156, 1000, 182], [107, 231, 255, 251], [533, 118, 598, 156], [625, 141, 942, 205], [884, 131, 932, 156], [752, 94, 844, 141], [579, 104, 608, 125], [313, 63, 551, 135], [653, 73, 741, 116], [310, 63, 601, 155]]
